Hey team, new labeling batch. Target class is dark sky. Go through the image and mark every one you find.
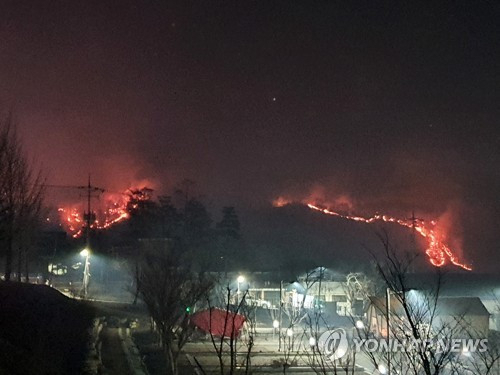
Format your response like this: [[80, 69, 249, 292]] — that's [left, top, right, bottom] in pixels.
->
[[0, 1, 499, 270]]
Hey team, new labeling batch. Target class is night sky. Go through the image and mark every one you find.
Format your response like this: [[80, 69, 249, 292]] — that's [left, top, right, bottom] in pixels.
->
[[0, 1, 499, 271]]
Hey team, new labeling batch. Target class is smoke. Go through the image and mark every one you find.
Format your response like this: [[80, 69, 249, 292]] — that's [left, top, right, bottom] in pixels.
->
[[273, 184, 356, 213], [272, 182, 474, 269], [1, 1, 498, 271], [302, 185, 356, 213], [433, 203, 465, 261]]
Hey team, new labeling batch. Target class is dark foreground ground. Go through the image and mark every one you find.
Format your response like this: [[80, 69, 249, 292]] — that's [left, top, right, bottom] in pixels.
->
[[0, 281, 95, 374]]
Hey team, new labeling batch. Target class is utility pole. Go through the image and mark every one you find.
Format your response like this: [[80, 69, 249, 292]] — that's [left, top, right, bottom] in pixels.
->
[[316, 267, 324, 335], [407, 210, 425, 238], [386, 287, 391, 375], [407, 210, 423, 274], [317, 267, 324, 310], [80, 175, 105, 247], [44, 179, 106, 297], [78, 175, 104, 298], [86, 175, 91, 249], [278, 280, 283, 352]]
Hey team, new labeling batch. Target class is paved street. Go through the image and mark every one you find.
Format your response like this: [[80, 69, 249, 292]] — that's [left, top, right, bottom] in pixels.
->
[[183, 336, 372, 374], [100, 327, 134, 375]]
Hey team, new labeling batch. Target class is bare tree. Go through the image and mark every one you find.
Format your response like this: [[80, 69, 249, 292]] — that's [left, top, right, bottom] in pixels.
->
[[203, 279, 255, 375], [302, 308, 359, 375], [277, 271, 319, 374], [0, 114, 45, 282], [135, 240, 214, 375], [299, 270, 361, 375], [451, 323, 500, 375], [15, 170, 44, 282], [363, 232, 470, 375], [344, 272, 373, 314]]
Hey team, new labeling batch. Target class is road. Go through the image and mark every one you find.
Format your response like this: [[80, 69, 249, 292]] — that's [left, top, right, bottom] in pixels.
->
[[100, 327, 134, 375], [183, 338, 372, 374]]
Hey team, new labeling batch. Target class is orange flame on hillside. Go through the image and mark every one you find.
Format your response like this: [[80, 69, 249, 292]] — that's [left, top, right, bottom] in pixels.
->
[[305, 202, 471, 271], [58, 191, 132, 238]]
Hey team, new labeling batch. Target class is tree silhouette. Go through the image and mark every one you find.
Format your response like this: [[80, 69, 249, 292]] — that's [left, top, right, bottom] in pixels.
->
[[216, 207, 242, 273], [0, 114, 45, 281]]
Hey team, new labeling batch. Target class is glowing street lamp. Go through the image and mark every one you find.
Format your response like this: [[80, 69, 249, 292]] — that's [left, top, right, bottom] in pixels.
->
[[237, 275, 245, 295], [356, 320, 365, 330], [309, 336, 316, 347], [378, 364, 388, 374], [286, 327, 295, 351], [80, 248, 90, 298], [461, 347, 472, 357], [272, 319, 279, 339]]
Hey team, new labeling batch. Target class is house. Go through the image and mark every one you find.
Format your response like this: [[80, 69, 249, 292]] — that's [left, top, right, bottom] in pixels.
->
[[366, 295, 490, 338], [307, 281, 351, 315], [366, 295, 402, 337], [435, 297, 490, 337]]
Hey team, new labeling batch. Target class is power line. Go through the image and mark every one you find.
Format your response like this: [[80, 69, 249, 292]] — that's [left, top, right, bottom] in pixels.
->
[[45, 183, 128, 196]]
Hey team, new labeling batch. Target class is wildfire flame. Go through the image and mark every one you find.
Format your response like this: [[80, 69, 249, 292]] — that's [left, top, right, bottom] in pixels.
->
[[272, 196, 471, 271], [58, 192, 132, 238], [304, 202, 471, 271]]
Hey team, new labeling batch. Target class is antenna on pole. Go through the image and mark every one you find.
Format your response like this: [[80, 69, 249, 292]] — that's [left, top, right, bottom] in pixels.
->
[[78, 174, 105, 248]]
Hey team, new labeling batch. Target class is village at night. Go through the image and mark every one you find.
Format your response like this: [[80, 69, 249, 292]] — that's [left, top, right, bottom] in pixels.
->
[[0, 1, 499, 374]]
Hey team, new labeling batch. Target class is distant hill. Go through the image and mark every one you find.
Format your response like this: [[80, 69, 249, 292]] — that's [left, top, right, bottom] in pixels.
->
[[239, 203, 448, 276]]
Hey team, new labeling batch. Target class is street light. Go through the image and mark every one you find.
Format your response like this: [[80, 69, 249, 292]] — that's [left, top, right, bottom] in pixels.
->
[[80, 248, 90, 298], [309, 336, 316, 347], [272, 319, 279, 339], [286, 327, 295, 351], [384, 288, 413, 374], [356, 320, 365, 330], [278, 280, 284, 352], [378, 364, 388, 374], [461, 347, 472, 357], [386, 288, 392, 374], [237, 275, 245, 296]]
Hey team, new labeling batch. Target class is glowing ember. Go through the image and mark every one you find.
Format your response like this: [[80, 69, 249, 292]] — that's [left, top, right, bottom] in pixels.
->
[[303, 202, 471, 271]]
